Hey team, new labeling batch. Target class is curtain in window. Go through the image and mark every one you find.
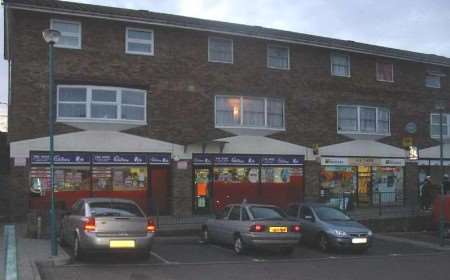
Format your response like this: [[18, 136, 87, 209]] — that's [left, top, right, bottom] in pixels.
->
[[243, 97, 265, 127], [332, 54, 349, 76], [377, 109, 390, 133], [267, 99, 284, 128], [216, 96, 240, 126], [338, 106, 357, 131], [360, 107, 376, 132], [377, 63, 393, 81]]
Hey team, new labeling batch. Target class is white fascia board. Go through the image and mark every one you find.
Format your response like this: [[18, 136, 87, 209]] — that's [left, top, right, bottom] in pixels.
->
[[319, 140, 407, 158]]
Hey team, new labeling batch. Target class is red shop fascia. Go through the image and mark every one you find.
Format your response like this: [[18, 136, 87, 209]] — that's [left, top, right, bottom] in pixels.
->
[[192, 154, 305, 214], [28, 151, 171, 215]]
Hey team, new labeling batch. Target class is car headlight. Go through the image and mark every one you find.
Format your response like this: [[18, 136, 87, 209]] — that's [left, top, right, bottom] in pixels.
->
[[368, 230, 373, 236], [329, 229, 348, 237]]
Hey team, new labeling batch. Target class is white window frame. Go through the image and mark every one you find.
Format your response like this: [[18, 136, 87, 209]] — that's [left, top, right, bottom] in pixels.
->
[[50, 19, 82, 49], [330, 53, 351, 77], [125, 27, 154, 56], [430, 113, 449, 138], [425, 75, 441, 89], [214, 95, 285, 130], [267, 45, 290, 70], [337, 105, 390, 135], [376, 62, 394, 82], [208, 37, 234, 64], [57, 85, 147, 124]]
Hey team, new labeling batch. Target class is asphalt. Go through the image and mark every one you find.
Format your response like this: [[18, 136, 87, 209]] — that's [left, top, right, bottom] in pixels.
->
[[38, 235, 449, 280]]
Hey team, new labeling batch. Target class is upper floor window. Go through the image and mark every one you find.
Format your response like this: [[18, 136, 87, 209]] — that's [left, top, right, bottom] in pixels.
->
[[331, 53, 350, 77], [50, 19, 81, 49], [57, 85, 146, 123], [430, 113, 449, 137], [126, 28, 154, 55], [208, 37, 233, 64], [376, 62, 394, 82], [337, 105, 390, 135], [425, 67, 445, 88], [267, 45, 289, 70], [215, 96, 284, 129]]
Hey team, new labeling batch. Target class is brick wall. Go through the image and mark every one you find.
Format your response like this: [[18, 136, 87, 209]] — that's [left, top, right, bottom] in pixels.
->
[[170, 161, 193, 216], [304, 160, 321, 201]]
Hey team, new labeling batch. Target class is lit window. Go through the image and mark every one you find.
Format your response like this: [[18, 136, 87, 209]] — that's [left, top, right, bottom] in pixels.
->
[[337, 105, 390, 135], [208, 37, 233, 63], [215, 96, 284, 129], [267, 45, 289, 69], [331, 53, 350, 77], [126, 28, 154, 55], [50, 19, 81, 49], [376, 62, 394, 82], [57, 86, 146, 123]]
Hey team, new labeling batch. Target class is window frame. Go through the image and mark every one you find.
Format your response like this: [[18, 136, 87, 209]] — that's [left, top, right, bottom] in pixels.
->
[[336, 105, 390, 136], [208, 36, 234, 64], [425, 75, 441, 89], [376, 62, 394, 82], [430, 113, 449, 138], [125, 27, 154, 56], [267, 45, 290, 70], [50, 19, 82, 49], [214, 95, 285, 130], [56, 85, 147, 124], [330, 53, 351, 77]]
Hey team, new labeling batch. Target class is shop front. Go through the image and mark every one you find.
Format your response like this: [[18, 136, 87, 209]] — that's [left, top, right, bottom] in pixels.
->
[[192, 154, 304, 214], [29, 151, 171, 214], [320, 157, 405, 208]]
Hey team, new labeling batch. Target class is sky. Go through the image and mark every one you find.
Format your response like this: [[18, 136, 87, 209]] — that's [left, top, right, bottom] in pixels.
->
[[1, 0, 450, 131]]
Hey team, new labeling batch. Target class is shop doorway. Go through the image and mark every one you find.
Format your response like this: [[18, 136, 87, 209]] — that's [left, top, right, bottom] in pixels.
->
[[193, 168, 212, 215], [357, 166, 371, 207], [149, 167, 170, 215]]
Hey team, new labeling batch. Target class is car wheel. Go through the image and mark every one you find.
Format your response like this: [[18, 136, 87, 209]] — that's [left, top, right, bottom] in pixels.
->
[[318, 233, 330, 252], [280, 247, 294, 255], [201, 227, 210, 244], [233, 236, 245, 255], [73, 236, 84, 261]]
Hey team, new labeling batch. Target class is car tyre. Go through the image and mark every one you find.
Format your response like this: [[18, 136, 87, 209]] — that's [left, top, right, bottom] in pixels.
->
[[318, 233, 330, 252], [280, 247, 294, 255], [201, 227, 210, 244], [233, 236, 246, 255], [73, 236, 84, 261]]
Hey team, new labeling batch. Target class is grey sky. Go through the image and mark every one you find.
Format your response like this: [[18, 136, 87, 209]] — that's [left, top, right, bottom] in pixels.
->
[[1, 0, 450, 131]]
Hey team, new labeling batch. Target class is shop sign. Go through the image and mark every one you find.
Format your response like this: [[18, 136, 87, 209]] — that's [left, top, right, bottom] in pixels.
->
[[213, 155, 259, 165], [429, 160, 450, 166], [380, 158, 405, 166], [321, 157, 405, 167], [321, 157, 350, 166], [92, 153, 147, 165], [192, 154, 213, 165], [148, 154, 171, 165], [417, 160, 429, 166], [261, 155, 304, 166], [30, 152, 91, 165]]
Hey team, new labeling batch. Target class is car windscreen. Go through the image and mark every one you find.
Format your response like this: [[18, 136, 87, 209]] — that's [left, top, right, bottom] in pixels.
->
[[314, 207, 351, 221], [249, 206, 287, 220], [89, 202, 144, 217]]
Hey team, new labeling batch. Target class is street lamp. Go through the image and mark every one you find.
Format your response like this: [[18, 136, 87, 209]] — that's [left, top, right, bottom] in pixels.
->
[[42, 28, 61, 257], [435, 101, 446, 247]]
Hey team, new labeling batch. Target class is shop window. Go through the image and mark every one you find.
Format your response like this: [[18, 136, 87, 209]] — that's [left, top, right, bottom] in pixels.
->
[[30, 166, 90, 194], [215, 96, 285, 129], [92, 167, 113, 191], [320, 166, 357, 194], [213, 167, 259, 184], [112, 167, 147, 191], [337, 105, 390, 135], [261, 167, 302, 183]]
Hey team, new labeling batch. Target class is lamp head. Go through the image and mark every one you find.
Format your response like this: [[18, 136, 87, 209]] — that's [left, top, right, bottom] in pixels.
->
[[42, 29, 61, 45]]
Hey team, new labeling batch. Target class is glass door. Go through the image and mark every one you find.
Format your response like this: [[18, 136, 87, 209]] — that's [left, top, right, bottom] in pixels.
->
[[357, 166, 371, 207]]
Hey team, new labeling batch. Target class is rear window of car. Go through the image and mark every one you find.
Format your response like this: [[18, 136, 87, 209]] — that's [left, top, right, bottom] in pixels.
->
[[89, 201, 144, 217], [249, 206, 287, 220]]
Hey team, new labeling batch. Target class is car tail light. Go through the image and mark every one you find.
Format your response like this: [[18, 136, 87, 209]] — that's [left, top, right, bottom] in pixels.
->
[[290, 224, 302, 233], [84, 217, 96, 232], [147, 219, 156, 233], [249, 224, 266, 232]]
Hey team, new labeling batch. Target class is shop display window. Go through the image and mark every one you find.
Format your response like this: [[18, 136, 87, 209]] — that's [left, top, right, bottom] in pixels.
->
[[261, 167, 303, 183], [320, 166, 357, 193], [92, 167, 113, 191], [93, 166, 147, 191], [30, 166, 90, 193], [372, 166, 403, 193], [213, 167, 259, 184]]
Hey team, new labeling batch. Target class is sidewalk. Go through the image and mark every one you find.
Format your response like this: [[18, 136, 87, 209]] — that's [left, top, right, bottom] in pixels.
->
[[1, 223, 70, 280], [377, 231, 450, 251]]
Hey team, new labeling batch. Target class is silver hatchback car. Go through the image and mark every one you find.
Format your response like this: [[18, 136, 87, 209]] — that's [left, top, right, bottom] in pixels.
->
[[60, 198, 156, 260], [202, 203, 302, 255]]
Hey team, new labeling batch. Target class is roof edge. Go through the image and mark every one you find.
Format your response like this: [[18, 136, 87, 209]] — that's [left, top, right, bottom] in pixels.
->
[[5, 1, 450, 67]]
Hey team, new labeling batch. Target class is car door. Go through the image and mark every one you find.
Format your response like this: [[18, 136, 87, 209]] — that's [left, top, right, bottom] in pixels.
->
[[214, 206, 232, 243], [64, 201, 82, 244], [299, 206, 317, 243], [208, 206, 230, 242], [224, 206, 241, 245]]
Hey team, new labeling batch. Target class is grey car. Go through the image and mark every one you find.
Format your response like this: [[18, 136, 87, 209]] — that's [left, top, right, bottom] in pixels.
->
[[202, 203, 302, 255], [287, 203, 373, 252], [60, 198, 156, 260]]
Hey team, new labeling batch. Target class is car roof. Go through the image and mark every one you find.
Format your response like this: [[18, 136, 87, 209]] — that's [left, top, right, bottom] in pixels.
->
[[80, 197, 138, 204], [288, 202, 331, 208], [225, 203, 279, 208]]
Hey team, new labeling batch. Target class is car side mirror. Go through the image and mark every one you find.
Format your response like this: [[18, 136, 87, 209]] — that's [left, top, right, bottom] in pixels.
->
[[304, 215, 314, 222]]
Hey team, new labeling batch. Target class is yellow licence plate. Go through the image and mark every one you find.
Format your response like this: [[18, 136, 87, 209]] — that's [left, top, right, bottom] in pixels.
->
[[109, 240, 136, 248], [269, 227, 288, 233]]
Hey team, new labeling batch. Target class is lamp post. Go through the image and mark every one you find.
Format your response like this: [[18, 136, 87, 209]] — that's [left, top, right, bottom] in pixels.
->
[[435, 101, 446, 247], [42, 29, 61, 257]]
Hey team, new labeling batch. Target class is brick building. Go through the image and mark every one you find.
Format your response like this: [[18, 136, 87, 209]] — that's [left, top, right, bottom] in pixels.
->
[[3, 0, 450, 218]]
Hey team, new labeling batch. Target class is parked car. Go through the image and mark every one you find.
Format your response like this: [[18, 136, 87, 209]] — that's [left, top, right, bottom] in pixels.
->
[[201, 203, 302, 255], [60, 198, 156, 260], [286, 203, 373, 252]]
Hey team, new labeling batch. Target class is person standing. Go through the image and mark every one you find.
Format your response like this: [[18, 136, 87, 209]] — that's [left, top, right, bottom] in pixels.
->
[[421, 176, 433, 210]]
